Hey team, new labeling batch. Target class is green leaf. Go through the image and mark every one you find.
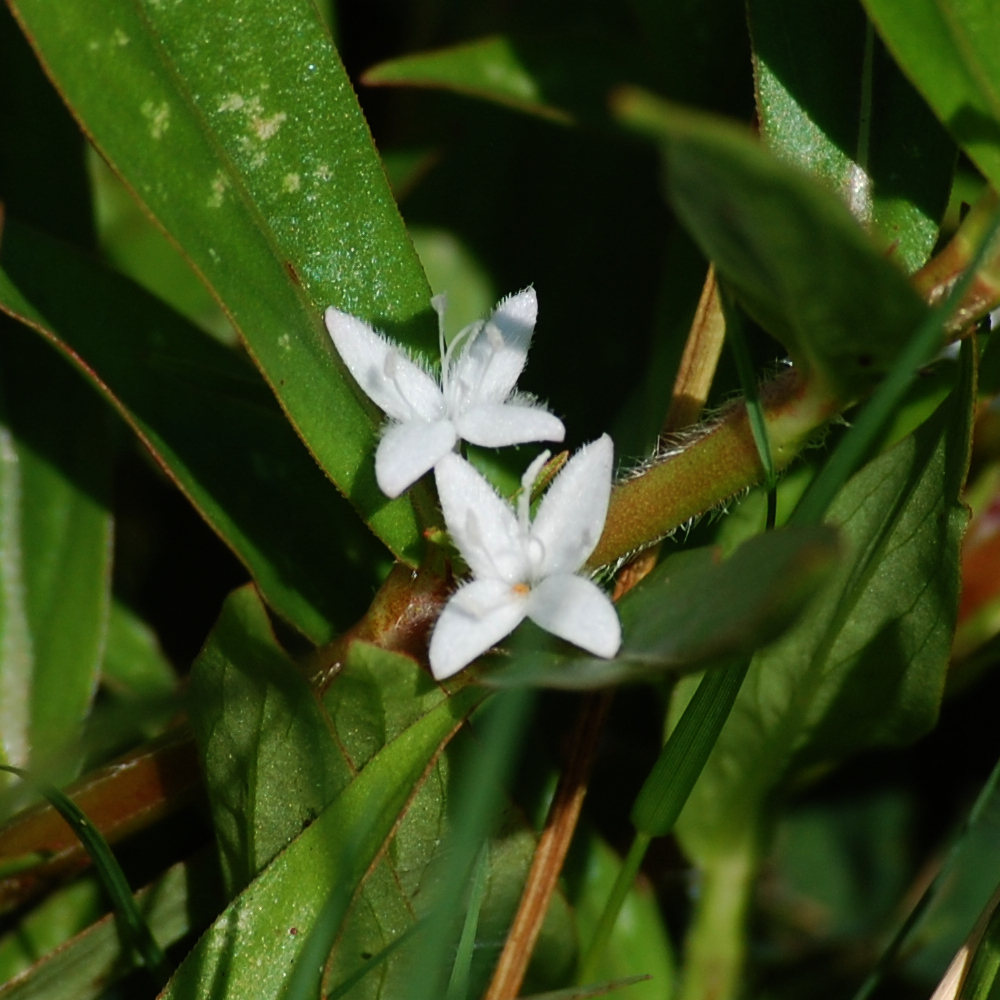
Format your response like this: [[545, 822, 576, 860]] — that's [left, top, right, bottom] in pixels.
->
[[189, 601, 574, 998], [749, 0, 956, 273], [189, 585, 353, 897], [362, 34, 646, 126], [677, 340, 974, 868], [321, 654, 575, 999], [160, 674, 484, 1000], [0, 852, 221, 1000], [9, 0, 434, 560], [483, 525, 839, 689], [860, 0, 1000, 192], [613, 89, 930, 402], [568, 832, 674, 1000], [0, 220, 386, 643], [0, 322, 113, 776]]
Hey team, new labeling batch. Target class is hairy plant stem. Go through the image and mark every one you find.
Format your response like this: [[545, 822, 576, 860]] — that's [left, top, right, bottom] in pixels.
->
[[588, 369, 841, 568]]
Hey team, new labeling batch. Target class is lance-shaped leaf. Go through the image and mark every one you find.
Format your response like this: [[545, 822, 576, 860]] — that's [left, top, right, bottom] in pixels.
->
[[749, 0, 956, 273], [163, 646, 485, 1000], [613, 89, 929, 403], [0, 221, 385, 643], [8, 0, 434, 561], [363, 34, 647, 127], [0, 321, 113, 777], [860, 0, 1000, 193], [190, 588, 575, 998]]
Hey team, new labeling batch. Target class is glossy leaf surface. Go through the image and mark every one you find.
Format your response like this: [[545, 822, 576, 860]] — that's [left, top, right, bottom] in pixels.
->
[[189, 585, 353, 896], [749, 0, 956, 272], [188, 589, 574, 998], [614, 89, 929, 402], [484, 525, 838, 689], [164, 657, 484, 1000], [0, 221, 385, 643], [0, 323, 113, 774], [677, 345, 974, 866], [861, 0, 1000, 191], [9, 0, 434, 560]]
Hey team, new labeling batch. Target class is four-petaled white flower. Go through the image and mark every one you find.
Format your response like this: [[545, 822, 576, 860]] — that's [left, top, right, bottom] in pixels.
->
[[325, 289, 565, 498], [429, 434, 622, 680]]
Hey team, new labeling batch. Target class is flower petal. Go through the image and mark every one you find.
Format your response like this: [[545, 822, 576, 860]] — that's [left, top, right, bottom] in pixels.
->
[[448, 288, 537, 410], [435, 454, 527, 584], [429, 579, 529, 679], [375, 420, 457, 498], [527, 574, 621, 658], [531, 434, 614, 576], [455, 403, 565, 448], [325, 306, 443, 422]]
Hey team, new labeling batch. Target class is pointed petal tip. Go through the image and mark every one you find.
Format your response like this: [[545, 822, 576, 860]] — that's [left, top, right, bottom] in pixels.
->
[[495, 287, 538, 327]]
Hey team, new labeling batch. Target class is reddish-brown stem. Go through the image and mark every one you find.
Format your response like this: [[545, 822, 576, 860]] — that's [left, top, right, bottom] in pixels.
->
[[483, 691, 614, 1000]]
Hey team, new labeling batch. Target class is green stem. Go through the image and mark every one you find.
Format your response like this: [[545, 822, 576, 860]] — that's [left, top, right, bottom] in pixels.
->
[[678, 840, 758, 1000]]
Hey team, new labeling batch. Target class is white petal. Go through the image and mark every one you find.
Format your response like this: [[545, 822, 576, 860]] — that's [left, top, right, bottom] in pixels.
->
[[527, 574, 621, 658], [429, 579, 529, 679], [531, 434, 614, 576], [325, 306, 443, 422], [455, 403, 565, 448], [375, 420, 457, 498], [447, 289, 537, 410], [434, 454, 528, 584]]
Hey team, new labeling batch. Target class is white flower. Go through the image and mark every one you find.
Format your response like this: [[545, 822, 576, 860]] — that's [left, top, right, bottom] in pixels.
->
[[324, 289, 565, 498], [429, 434, 622, 680]]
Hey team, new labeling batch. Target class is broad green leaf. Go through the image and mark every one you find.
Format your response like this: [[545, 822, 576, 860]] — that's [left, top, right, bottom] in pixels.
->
[[676, 341, 974, 868], [9, 0, 434, 560], [0, 220, 386, 643], [613, 89, 930, 402], [0, 323, 113, 776], [568, 832, 674, 1000], [749, 0, 956, 272], [188, 585, 352, 897], [860, 0, 1000, 192], [160, 675, 484, 1000], [0, 852, 221, 1000], [321, 647, 575, 998], [189, 602, 572, 999], [363, 34, 646, 126], [483, 525, 838, 689]]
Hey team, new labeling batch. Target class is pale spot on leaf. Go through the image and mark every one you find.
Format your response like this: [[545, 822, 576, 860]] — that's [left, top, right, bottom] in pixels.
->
[[283, 173, 301, 193], [140, 100, 170, 140]]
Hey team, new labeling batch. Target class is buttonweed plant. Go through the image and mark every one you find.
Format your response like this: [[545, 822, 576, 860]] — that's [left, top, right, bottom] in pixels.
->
[[2, 1, 1000, 1000]]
